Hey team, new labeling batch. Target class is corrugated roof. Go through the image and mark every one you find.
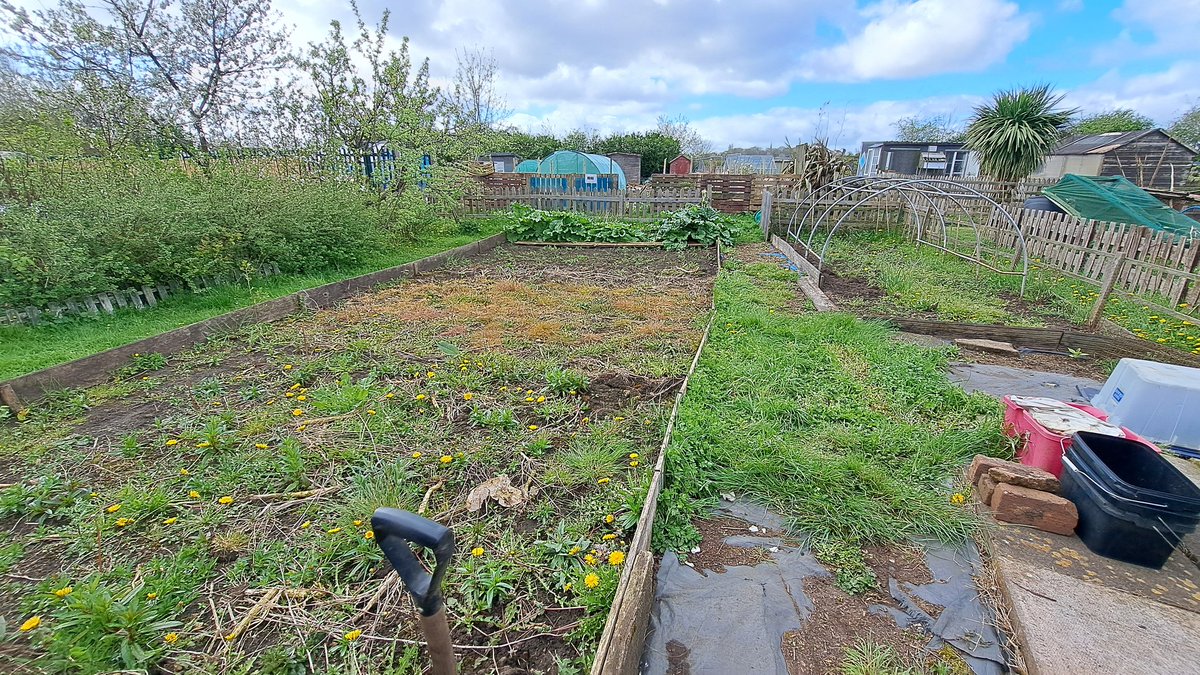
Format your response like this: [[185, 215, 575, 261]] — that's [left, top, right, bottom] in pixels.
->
[[1053, 130, 1157, 155]]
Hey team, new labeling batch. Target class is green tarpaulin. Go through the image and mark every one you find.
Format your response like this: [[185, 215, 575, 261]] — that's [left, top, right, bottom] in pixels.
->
[[1043, 174, 1198, 238]]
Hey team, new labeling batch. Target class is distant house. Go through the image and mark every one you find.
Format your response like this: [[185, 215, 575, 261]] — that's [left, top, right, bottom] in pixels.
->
[[605, 152, 642, 186], [480, 153, 520, 172], [722, 154, 779, 174], [1032, 130, 1197, 191], [858, 142, 979, 178], [668, 154, 692, 175]]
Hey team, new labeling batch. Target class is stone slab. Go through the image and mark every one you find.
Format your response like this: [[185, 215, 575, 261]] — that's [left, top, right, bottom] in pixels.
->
[[954, 338, 1020, 355], [998, 556, 1200, 675]]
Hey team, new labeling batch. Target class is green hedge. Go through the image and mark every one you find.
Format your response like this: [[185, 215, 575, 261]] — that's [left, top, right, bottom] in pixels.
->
[[0, 164, 385, 307]]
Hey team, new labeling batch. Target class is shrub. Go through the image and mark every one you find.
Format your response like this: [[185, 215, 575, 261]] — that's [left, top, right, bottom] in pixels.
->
[[0, 161, 385, 307]]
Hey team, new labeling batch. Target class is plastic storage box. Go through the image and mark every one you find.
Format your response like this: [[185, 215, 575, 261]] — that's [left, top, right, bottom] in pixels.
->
[[1002, 396, 1157, 477], [1061, 431, 1200, 568], [1093, 359, 1200, 449]]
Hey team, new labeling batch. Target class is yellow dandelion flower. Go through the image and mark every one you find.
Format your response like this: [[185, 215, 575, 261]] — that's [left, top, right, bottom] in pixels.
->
[[53, 586, 72, 598], [164, 632, 179, 645], [345, 629, 363, 642], [283, 364, 293, 370], [537, 396, 546, 403], [297, 395, 307, 401], [300, 521, 311, 529], [440, 455, 453, 464], [614, 416, 625, 422], [597, 477, 610, 485], [188, 490, 200, 499], [165, 439, 178, 446], [19, 616, 41, 631], [608, 551, 626, 566], [286, 392, 295, 398], [525, 396, 535, 402], [412, 451, 423, 459], [298, 424, 307, 431], [385, 392, 395, 399], [255, 443, 268, 449], [951, 493, 966, 505], [218, 496, 234, 505], [605, 514, 615, 524], [292, 409, 304, 417], [115, 517, 133, 527], [106, 504, 121, 513], [584, 573, 600, 589], [471, 546, 485, 557], [427, 371, 436, 378], [416, 393, 427, 401], [327, 527, 342, 534], [603, 533, 616, 541], [582, 417, 590, 424], [463, 393, 474, 401], [196, 441, 211, 448], [564, 583, 573, 591], [364, 530, 375, 540], [290, 383, 301, 390], [163, 517, 178, 525], [179, 468, 189, 476], [528, 424, 539, 431], [367, 409, 377, 415], [584, 554, 596, 565], [629, 460, 639, 467], [569, 546, 581, 555], [146, 592, 158, 600]]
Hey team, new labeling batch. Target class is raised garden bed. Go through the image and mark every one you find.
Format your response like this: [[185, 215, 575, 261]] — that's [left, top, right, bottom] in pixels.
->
[[0, 245, 715, 673]]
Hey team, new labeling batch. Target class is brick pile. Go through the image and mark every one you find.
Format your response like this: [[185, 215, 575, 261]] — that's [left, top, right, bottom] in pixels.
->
[[967, 455, 1079, 536]]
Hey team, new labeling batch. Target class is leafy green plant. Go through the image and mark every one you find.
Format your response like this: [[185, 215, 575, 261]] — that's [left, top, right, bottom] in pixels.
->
[[470, 407, 518, 429], [655, 205, 735, 250], [545, 367, 588, 395], [965, 84, 1076, 181]]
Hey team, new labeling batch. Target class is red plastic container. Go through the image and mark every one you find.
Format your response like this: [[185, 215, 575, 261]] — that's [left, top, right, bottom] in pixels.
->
[[1002, 396, 1158, 477]]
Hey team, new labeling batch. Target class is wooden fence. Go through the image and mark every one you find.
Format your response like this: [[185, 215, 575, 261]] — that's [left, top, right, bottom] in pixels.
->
[[2, 263, 281, 327], [975, 209, 1200, 316], [462, 174, 704, 219]]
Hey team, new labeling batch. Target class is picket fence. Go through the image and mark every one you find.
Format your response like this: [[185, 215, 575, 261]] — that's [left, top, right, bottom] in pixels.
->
[[2, 263, 282, 327]]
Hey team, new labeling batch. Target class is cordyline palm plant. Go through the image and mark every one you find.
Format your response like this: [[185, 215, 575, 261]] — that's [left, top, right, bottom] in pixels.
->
[[965, 85, 1077, 181]]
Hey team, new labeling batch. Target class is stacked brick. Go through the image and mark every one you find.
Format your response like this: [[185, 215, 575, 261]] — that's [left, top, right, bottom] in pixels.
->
[[967, 455, 1079, 536]]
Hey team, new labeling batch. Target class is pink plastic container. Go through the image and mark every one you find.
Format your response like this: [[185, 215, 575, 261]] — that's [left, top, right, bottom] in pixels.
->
[[1001, 396, 1159, 477]]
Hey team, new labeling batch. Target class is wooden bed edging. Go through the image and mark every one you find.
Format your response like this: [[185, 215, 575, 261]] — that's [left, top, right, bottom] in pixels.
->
[[873, 316, 1200, 368], [0, 233, 507, 410], [588, 245, 721, 675]]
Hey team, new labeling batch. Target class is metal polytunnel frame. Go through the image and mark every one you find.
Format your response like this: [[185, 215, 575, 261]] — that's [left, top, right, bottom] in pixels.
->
[[784, 177, 1031, 296]]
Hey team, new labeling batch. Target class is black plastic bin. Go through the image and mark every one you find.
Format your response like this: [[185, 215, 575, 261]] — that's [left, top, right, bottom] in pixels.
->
[[1061, 432, 1200, 569]]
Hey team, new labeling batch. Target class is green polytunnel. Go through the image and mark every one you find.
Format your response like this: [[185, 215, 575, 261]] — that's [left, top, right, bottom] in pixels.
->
[[536, 150, 627, 189], [515, 159, 540, 173], [1043, 174, 1198, 238]]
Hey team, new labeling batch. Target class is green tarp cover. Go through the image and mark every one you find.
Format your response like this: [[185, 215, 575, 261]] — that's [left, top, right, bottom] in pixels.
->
[[1043, 174, 1198, 238]]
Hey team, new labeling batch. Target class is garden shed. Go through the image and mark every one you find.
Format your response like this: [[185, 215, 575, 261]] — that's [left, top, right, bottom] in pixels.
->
[[669, 154, 692, 175], [535, 150, 628, 189], [1033, 129, 1197, 191]]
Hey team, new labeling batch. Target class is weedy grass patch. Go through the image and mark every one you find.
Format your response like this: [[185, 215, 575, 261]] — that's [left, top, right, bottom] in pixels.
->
[[0, 245, 714, 673], [656, 254, 1008, 593]]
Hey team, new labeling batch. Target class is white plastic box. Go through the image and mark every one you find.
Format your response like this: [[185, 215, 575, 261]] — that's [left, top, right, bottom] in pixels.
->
[[1092, 358, 1200, 450]]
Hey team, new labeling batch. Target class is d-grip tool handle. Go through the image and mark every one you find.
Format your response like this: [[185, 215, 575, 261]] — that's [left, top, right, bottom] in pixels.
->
[[371, 508, 455, 616]]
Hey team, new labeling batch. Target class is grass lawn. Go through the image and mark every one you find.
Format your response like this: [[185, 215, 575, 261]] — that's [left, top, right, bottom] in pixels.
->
[[0, 223, 503, 382], [821, 231, 1200, 356], [0, 245, 715, 673], [656, 248, 1008, 593]]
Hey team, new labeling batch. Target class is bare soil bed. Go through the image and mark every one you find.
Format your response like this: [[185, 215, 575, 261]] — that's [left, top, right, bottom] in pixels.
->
[[0, 245, 715, 674]]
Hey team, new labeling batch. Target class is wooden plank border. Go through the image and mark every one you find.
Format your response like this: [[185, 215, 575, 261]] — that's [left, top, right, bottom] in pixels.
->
[[0, 234, 507, 410], [589, 244, 721, 675]]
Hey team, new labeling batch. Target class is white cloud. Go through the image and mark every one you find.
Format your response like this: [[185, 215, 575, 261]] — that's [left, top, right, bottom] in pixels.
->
[[1057, 0, 1083, 12], [690, 95, 984, 150], [1098, 0, 1200, 63], [1065, 62, 1200, 126], [802, 0, 1031, 82]]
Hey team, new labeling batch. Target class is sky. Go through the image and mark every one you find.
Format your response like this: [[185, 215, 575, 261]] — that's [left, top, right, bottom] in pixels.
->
[[21, 0, 1200, 151]]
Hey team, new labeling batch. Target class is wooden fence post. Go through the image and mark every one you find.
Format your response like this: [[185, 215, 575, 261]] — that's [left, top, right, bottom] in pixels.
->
[[760, 190, 773, 241], [1087, 254, 1126, 329]]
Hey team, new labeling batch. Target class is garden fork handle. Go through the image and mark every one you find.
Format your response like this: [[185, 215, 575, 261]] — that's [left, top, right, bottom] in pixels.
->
[[420, 607, 456, 675]]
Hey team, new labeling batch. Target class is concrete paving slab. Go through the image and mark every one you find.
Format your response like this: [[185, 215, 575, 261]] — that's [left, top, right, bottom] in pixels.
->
[[998, 556, 1200, 675]]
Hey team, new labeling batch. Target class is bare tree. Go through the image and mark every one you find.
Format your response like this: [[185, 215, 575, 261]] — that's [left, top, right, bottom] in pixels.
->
[[450, 47, 509, 129], [656, 114, 712, 157], [0, 0, 292, 155]]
